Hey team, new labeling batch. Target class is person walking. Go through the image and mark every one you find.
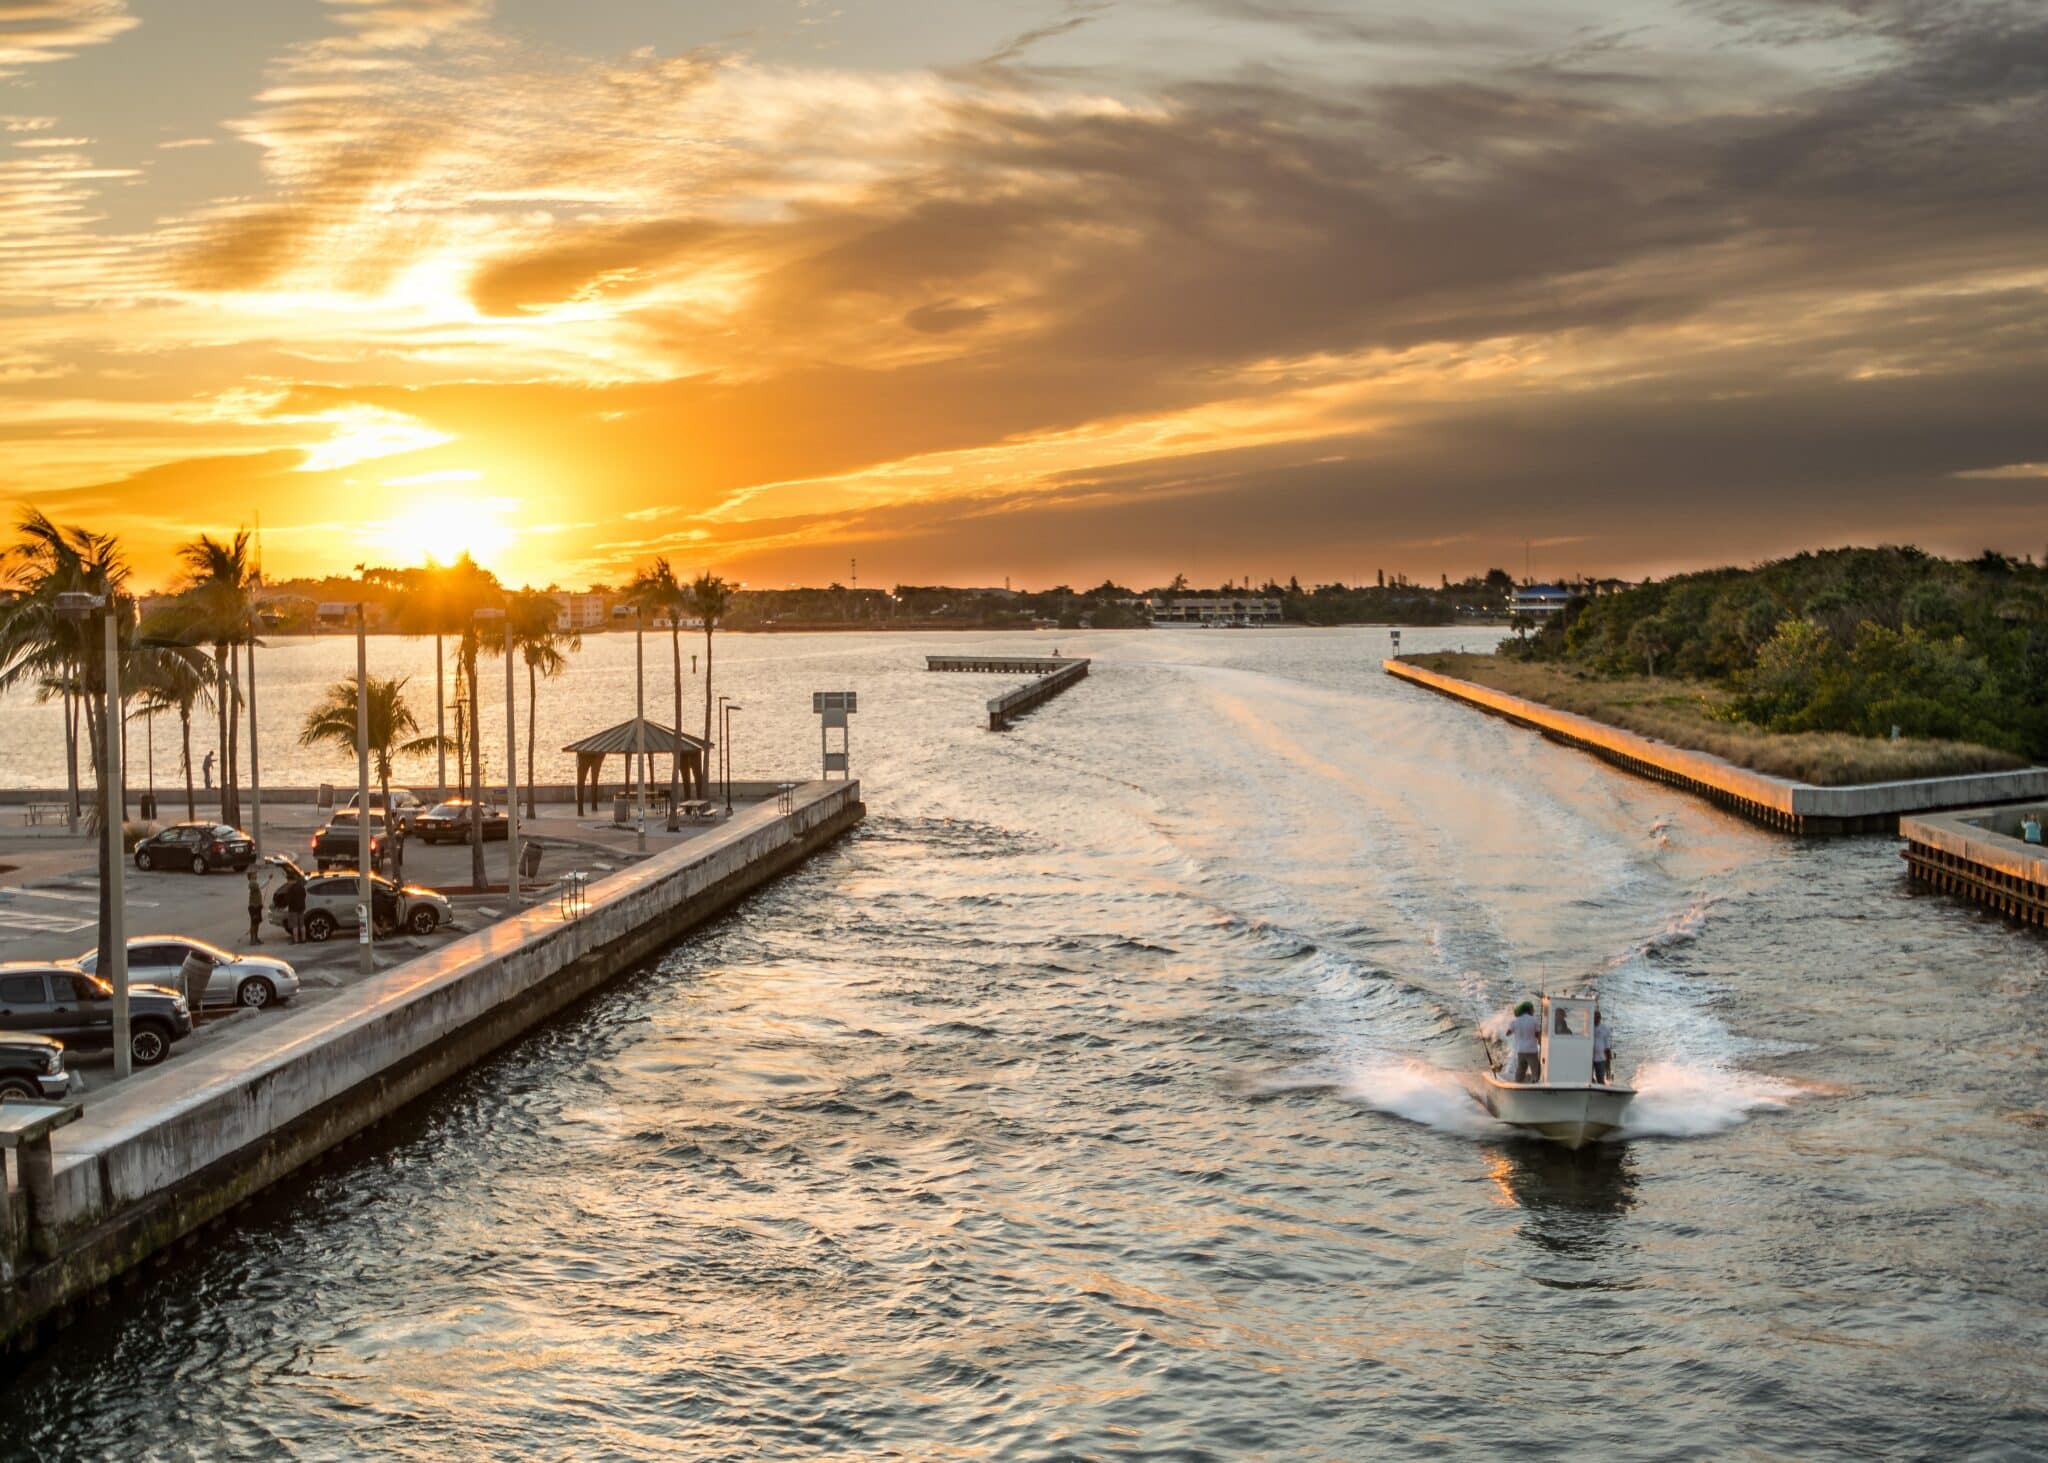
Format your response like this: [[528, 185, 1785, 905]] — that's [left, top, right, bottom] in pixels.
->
[[1509, 1001, 1542, 1084], [245, 868, 266, 945], [202, 750, 215, 790]]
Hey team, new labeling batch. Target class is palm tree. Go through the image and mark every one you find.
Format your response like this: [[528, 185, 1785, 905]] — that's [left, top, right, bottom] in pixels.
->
[[0, 510, 130, 970], [505, 591, 578, 818], [160, 532, 258, 827], [628, 558, 689, 798], [0, 511, 129, 817], [298, 675, 444, 811], [684, 573, 733, 769], [389, 554, 503, 888], [130, 646, 215, 821]]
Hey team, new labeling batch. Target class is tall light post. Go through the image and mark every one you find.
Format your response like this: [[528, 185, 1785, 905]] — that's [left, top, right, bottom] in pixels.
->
[[474, 605, 518, 903], [356, 604, 373, 976], [245, 633, 264, 859], [633, 605, 647, 853], [435, 633, 447, 804], [56, 591, 131, 1077], [720, 698, 742, 815]]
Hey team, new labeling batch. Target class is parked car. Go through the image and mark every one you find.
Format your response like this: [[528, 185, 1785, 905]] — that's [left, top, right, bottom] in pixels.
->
[[0, 963, 192, 1066], [413, 799, 508, 845], [311, 809, 391, 872], [74, 936, 300, 1010], [266, 864, 452, 941], [344, 788, 428, 830], [0, 1033, 74, 1102], [132, 822, 256, 874]]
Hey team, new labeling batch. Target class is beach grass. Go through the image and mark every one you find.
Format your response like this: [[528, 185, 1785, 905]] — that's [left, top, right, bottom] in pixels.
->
[[1405, 652, 2030, 786]]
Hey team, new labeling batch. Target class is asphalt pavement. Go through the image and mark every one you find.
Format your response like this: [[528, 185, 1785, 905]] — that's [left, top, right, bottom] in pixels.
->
[[0, 796, 743, 1095]]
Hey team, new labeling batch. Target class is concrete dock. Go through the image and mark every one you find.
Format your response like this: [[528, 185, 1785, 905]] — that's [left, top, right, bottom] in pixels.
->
[[926, 655, 1092, 730], [1384, 658, 2048, 834], [1901, 805, 2047, 926], [0, 779, 862, 1352]]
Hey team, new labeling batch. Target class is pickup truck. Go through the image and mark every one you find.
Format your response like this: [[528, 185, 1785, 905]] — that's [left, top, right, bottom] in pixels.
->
[[310, 809, 391, 873]]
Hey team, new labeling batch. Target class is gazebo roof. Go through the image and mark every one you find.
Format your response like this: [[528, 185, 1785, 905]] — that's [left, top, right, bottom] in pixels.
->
[[561, 717, 710, 757]]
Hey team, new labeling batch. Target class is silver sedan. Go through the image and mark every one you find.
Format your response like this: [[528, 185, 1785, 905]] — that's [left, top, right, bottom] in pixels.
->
[[75, 936, 302, 1010]]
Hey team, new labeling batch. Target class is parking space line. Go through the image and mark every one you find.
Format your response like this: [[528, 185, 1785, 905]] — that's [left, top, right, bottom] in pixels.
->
[[0, 910, 97, 934], [1, 887, 159, 908]]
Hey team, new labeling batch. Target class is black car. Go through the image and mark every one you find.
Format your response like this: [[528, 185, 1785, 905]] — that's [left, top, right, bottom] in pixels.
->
[[133, 822, 256, 874], [311, 809, 391, 872], [413, 799, 508, 845], [0, 1033, 73, 1102], [343, 788, 428, 830], [0, 963, 193, 1067]]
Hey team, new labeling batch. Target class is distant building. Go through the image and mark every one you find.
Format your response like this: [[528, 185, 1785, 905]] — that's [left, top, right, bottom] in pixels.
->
[[1510, 584, 1573, 622], [549, 592, 607, 631], [1150, 595, 1285, 625]]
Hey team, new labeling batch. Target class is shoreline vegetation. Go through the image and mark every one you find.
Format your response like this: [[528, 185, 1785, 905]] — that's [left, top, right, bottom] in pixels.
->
[[1406, 545, 2048, 787], [1403, 652, 2025, 785]]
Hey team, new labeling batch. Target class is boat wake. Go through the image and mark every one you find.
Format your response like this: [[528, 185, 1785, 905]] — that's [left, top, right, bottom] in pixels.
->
[[1326, 1054, 1798, 1144], [1337, 1058, 1508, 1138], [1617, 1059, 1800, 1138]]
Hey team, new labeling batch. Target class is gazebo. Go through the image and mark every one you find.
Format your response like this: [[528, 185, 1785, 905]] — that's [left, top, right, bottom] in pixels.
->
[[562, 717, 712, 814]]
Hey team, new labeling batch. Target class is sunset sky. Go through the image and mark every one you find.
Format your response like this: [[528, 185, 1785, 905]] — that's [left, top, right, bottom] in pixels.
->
[[3, 0, 2044, 590]]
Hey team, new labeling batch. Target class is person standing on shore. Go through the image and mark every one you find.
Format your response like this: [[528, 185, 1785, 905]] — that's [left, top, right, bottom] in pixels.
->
[[246, 868, 266, 945]]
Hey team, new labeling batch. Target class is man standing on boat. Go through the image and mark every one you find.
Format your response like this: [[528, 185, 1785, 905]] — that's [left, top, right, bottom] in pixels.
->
[[1592, 1011, 1613, 1084], [1509, 1001, 1542, 1083]]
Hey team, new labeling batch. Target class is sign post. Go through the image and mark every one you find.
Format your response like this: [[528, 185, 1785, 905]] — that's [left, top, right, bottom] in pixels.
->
[[812, 691, 857, 779]]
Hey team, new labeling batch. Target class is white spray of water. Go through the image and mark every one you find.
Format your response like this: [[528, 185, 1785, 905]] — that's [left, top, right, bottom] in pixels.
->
[[1618, 1059, 1801, 1139], [1339, 1059, 1512, 1138]]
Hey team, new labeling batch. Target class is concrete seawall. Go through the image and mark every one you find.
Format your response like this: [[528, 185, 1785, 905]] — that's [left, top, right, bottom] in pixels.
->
[[1384, 659, 2048, 833], [1, 780, 863, 1350], [1901, 806, 2048, 926]]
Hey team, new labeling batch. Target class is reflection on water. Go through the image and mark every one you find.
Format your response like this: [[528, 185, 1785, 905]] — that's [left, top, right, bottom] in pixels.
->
[[1, 629, 2042, 1459], [1488, 1143, 1640, 1263]]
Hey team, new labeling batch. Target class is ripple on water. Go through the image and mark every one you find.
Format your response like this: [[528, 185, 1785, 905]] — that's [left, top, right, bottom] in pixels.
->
[[1, 629, 2043, 1460]]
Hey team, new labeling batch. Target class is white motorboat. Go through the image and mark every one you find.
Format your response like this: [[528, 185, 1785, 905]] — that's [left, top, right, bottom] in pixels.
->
[[1480, 993, 1633, 1149]]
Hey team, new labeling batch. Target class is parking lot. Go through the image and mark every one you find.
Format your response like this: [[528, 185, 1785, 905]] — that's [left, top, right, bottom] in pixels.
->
[[0, 797, 743, 1095]]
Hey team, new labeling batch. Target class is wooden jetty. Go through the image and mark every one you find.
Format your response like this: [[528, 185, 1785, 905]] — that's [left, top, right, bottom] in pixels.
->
[[926, 655, 1091, 729], [927, 655, 1074, 675]]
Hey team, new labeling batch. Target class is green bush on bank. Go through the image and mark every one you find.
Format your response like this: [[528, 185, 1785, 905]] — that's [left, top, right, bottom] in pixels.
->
[[1504, 547, 2048, 759]]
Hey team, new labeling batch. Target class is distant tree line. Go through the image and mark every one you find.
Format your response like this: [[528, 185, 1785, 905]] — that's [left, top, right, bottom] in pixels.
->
[[1504, 547, 2048, 758]]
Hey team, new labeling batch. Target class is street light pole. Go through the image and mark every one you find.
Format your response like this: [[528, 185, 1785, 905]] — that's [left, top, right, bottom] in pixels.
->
[[721, 699, 742, 814], [506, 616, 519, 901], [435, 633, 447, 803], [245, 634, 264, 860], [634, 608, 647, 853], [102, 605, 130, 1079], [356, 605, 373, 975], [476, 605, 518, 902]]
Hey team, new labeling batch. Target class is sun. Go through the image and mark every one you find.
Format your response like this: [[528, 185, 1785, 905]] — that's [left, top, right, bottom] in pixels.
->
[[383, 493, 514, 570]]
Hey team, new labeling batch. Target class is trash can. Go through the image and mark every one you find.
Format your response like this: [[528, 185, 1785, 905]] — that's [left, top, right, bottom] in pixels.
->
[[520, 840, 543, 879], [138, 792, 157, 821], [613, 793, 630, 825]]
